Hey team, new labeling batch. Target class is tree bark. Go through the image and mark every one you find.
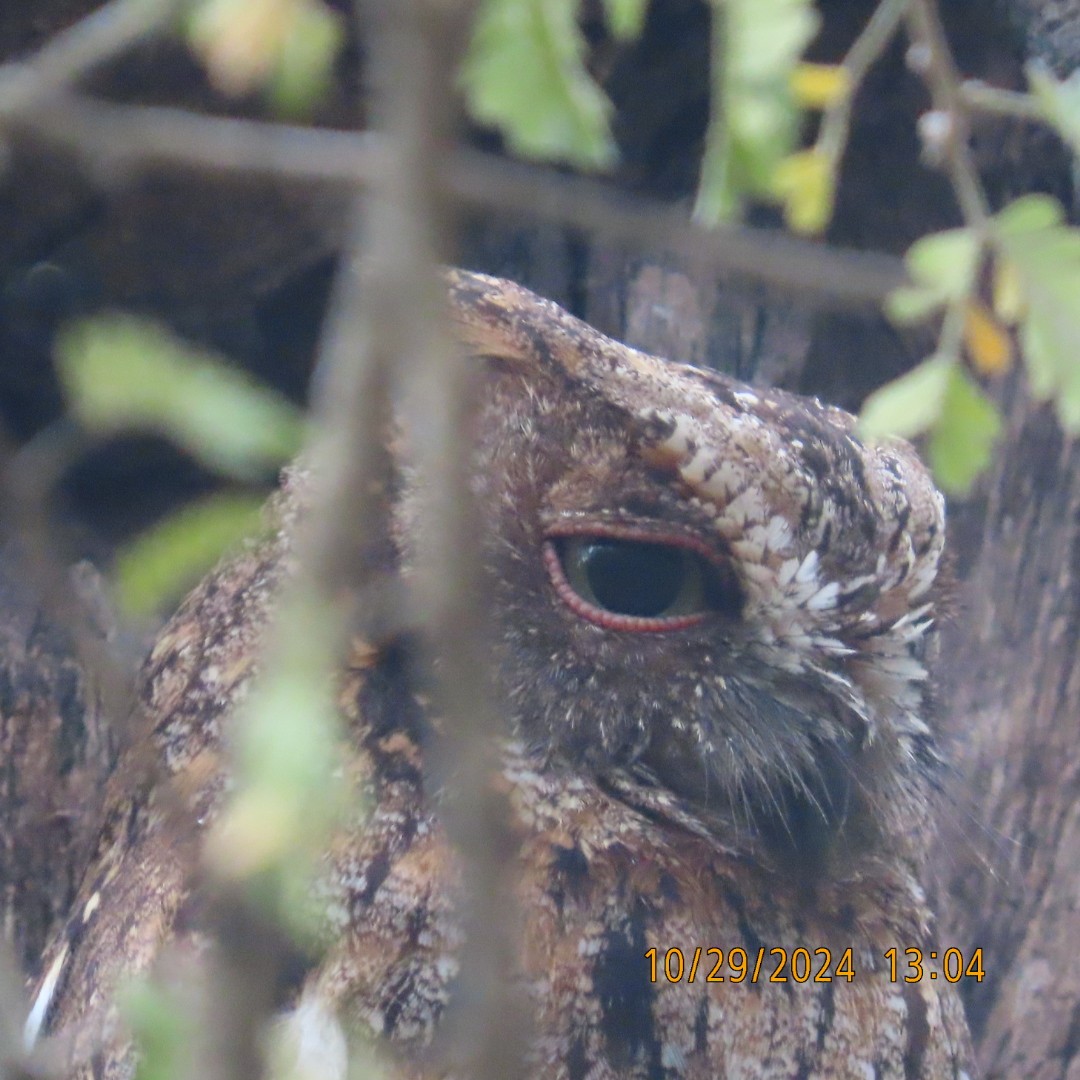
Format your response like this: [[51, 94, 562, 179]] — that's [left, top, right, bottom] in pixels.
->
[[0, 545, 114, 976], [936, 384, 1080, 1080]]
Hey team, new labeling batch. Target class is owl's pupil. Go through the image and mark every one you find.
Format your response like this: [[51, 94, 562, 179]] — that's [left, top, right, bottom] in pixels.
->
[[579, 540, 686, 618], [550, 534, 741, 627]]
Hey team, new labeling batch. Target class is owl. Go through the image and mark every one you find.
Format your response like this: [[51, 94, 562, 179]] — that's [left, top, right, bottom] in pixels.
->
[[25, 270, 973, 1079]]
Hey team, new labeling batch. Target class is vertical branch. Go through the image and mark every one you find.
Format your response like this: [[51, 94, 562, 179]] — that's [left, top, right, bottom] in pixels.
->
[[359, 0, 527, 1076]]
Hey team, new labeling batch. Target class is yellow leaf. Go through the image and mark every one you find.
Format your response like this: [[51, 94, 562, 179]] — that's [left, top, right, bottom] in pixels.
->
[[992, 256, 1025, 325], [963, 301, 1013, 375], [773, 148, 835, 235], [790, 63, 851, 109], [189, 0, 292, 96]]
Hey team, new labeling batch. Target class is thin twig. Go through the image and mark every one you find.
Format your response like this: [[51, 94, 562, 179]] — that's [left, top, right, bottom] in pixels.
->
[[0, 425, 140, 727], [899, 0, 1006, 380], [904, 0, 991, 229], [0, 0, 908, 310], [960, 79, 1045, 122], [817, 0, 909, 172]]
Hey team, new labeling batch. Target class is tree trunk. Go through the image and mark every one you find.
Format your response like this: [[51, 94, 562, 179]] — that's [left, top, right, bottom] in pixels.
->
[[937, 383, 1080, 1080]]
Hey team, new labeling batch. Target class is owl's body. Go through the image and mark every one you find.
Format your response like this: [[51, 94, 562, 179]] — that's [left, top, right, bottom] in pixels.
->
[[28, 272, 973, 1078]]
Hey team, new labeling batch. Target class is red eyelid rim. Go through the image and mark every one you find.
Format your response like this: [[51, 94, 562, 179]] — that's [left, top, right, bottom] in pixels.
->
[[542, 523, 724, 633]]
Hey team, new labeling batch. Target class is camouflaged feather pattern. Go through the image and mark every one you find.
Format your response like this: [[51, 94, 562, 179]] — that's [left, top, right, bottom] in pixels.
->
[[29, 271, 972, 1079]]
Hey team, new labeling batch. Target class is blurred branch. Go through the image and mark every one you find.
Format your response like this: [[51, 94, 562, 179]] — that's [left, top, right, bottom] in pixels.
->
[[0, 422, 139, 735], [1, 91, 906, 306], [0, 0, 907, 311], [359, 0, 526, 1075], [182, 137, 396, 1080], [0, 0, 183, 111], [959, 78, 1045, 121], [191, 0, 527, 1070], [2, 93, 389, 181], [450, 150, 906, 305], [0, 0, 905, 313]]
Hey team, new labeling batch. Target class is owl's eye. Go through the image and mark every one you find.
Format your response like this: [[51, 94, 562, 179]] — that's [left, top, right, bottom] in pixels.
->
[[543, 535, 741, 632]]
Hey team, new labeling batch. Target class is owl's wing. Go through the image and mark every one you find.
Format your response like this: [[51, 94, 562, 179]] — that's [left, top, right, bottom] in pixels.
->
[[25, 532, 287, 1076]]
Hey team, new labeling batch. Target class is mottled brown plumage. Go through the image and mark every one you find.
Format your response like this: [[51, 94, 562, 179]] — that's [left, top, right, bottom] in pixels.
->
[[27, 271, 973, 1078]]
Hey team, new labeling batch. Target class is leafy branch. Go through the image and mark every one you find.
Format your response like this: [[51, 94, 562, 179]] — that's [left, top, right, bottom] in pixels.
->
[[775, 0, 907, 233], [461, 0, 1080, 494], [858, 2, 1080, 492]]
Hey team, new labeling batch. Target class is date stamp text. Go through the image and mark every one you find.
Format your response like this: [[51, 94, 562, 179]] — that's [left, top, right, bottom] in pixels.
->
[[644, 946, 985, 984]]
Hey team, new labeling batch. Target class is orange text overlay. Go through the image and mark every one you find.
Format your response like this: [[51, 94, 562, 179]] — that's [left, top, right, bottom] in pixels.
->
[[644, 946, 986, 984]]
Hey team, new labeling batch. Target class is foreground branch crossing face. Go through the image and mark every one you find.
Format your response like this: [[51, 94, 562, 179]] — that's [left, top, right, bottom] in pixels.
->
[[27, 272, 973, 1079]]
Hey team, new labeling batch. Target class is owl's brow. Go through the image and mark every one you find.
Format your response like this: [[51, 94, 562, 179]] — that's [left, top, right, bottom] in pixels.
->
[[445, 267, 637, 383]]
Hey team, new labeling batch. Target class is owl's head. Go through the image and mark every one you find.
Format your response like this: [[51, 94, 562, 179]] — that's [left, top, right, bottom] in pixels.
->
[[444, 270, 946, 869]]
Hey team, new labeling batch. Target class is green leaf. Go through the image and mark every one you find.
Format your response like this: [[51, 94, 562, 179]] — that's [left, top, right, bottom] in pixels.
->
[[905, 227, 980, 302], [233, 598, 342, 804], [928, 367, 1001, 494], [124, 978, 194, 1080], [884, 284, 946, 325], [602, 0, 647, 40], [115, 493, 267, 616], [995, 193, 1065, 236], [206, 592, 347, 933], [772, 147, 835, 235], [1027, 62, 1080, 157], [1057, 371, 1080, 431], [858, 354, 953, 440], [462, 0, 616, 169], [57, 316, 305, 479], [999, 222, 1080, 431], [268, 0, 344, 117], [1018, 311, 1057, 399], [694, 0, 819, 224]]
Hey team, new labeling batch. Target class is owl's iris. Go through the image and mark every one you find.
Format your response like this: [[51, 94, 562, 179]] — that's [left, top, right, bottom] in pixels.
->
[[545, 534, 743, 633], [564, 539, 702, 618]]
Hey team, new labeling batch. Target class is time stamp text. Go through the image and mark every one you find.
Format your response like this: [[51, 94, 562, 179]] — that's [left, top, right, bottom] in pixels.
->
[[644, 947, 985, 985]]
